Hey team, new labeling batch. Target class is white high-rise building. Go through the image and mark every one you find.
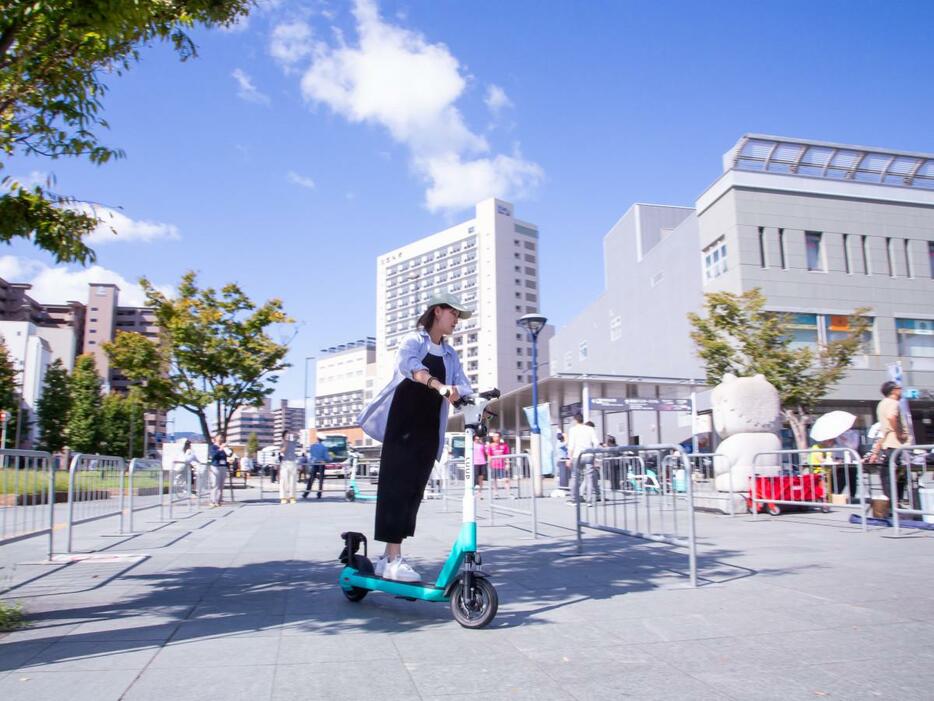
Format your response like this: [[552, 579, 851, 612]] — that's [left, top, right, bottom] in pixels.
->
[[376, 198, 545, 396]]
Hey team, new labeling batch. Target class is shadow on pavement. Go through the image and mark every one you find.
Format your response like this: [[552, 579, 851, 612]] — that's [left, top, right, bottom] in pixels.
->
[[0, 528, 817, 674]]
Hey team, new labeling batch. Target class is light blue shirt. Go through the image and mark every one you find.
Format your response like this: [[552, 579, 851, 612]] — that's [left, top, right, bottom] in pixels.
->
[[358, 329, 473, 460], [309, 442, 331, 463]]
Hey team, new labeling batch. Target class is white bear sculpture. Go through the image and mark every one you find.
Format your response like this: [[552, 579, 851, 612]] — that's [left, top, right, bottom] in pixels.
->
[[711, 373, 782, 492]]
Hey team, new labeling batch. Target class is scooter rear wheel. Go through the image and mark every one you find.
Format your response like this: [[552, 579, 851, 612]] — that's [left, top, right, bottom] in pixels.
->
[[342, 586, 368, 602], [450, 577, 498, 629]]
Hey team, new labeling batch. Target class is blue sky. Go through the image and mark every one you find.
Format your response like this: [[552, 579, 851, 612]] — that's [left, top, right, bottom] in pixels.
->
[[4, 0, 934, 433]]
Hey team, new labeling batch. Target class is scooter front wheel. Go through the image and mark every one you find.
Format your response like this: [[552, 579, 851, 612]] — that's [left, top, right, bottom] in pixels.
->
[[450, 577, 498, 629]]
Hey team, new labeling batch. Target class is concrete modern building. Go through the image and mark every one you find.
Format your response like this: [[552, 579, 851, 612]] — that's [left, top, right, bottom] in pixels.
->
[[375, 197, 547, 398], [313, 338, 376, 446], [549, 134, 934, 445]]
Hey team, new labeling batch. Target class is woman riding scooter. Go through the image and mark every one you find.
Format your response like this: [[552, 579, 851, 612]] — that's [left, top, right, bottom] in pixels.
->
[[358, 292, 474, 582]]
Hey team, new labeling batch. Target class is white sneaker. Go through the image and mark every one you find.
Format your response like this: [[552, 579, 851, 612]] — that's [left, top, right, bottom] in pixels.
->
[[383, 556, 421, 582], [374, 555, 389, 577]]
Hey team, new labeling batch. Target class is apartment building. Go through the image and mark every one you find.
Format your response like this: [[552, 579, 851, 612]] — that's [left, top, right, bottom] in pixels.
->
[[224, 401, 275, 448], [273, 399, 305, 437], [375, 197, 547, 398], [0, 278, 167, 449], [314, 338, 376, 446]]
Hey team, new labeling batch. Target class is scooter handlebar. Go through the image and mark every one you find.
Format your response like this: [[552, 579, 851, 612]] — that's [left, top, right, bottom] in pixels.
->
[[453, 388, 500, 409]]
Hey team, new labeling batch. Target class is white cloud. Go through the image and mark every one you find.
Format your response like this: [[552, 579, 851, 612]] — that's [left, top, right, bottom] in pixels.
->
[[420, 151, 544, 212], [269, 20, 315, 67], [287, 170, 316, 190], [232, 68, 271, 105], [70, 203, 181, 244], [0, 256, 172, 307], [295, 0, 543, 213], [484, 84, 513, 115]]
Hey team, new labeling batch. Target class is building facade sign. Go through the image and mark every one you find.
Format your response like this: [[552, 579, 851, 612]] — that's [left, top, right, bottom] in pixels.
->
[[589, 397, 692, 412]]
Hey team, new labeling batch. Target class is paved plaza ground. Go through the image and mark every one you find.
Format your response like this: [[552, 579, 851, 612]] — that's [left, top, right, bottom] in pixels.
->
[[1, 478, 933, 700]]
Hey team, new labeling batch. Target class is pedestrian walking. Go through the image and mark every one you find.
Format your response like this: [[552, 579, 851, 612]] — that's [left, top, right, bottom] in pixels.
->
[[876, 381, 910, 508], [279, 431, 298, 504], [486, 431, 513, 498], [303, 436, 331, 499], [208, 434, 229, 507], [567, 413, 600, 504], [473, 434, 488, 496], [358, 292, 474, 582]]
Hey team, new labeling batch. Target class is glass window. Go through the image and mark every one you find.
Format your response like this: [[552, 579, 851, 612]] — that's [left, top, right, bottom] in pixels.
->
[[805, 231, 823, 271], [758, 227, 767, 268], [702, 236, 728, 281], [825, 315, 873, 353], [896, 319, 934, 358], [929, 242, 934, 279], [610, 315, 622, 342], [787, 313, 819, 350]]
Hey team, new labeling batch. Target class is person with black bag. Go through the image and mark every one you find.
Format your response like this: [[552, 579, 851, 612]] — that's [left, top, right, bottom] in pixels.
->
[[872, 381, 910, 507]]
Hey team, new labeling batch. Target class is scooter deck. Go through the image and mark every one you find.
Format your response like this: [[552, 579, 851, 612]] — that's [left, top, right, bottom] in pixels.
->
[[340, 567, 448, 602]]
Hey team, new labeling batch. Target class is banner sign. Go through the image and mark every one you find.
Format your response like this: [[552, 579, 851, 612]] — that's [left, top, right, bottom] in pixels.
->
[[559, 402, 582, 419], [589, 397, 692, 413]]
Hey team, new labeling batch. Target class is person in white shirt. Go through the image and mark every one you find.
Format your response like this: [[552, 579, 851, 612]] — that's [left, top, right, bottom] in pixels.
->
[[181, 440, 206, 502], [566, 413, 601, 505]]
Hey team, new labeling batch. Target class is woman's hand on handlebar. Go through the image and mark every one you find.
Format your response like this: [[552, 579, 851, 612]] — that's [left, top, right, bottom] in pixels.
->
[[435, 383, 460, 405]]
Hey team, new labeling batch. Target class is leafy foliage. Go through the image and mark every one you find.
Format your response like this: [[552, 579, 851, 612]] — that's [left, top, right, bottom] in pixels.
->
[[0, 0, 252, 262], [36, 357, 70, 451], [67, 353, 102, 452], [105, 271, 293, 443], [688, 289, 871, 448], [246, 431, 259, 458], [0, 337, 21, 442], [0, 600, 25, 631]]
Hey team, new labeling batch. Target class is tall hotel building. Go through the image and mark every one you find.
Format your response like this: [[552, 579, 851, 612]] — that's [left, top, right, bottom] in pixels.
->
[[376, 198, 544, 396]]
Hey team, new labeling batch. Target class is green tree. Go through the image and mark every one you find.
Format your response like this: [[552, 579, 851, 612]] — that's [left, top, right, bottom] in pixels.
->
[[246, 431, 259, 458], [0, 337, 21, 444], [688, 288, 872, 449], [67, 353, 102, 452], [0, 0, 252, 263], [98, 390, 145, 458], [36, 357, 70, 451], [105, 271, 292, 443]]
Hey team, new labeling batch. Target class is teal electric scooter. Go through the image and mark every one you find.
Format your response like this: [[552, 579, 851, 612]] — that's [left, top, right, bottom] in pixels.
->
[[344, 451, 378, 502], [338, 389, 500, 628]]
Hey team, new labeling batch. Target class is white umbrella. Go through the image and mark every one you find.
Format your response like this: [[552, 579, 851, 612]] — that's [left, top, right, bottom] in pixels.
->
[[810, 411, 857, 442]]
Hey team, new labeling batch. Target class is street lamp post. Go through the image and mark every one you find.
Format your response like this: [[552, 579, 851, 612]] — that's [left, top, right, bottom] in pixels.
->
[[517, 313, 548, 498], [303, 356, 315, 444]]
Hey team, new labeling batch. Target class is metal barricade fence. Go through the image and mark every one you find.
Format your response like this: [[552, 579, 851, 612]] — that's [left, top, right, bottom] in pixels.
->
[[440, 458, 467, 512], [486, 453, 538, 538], [664, 452, 738, 516], [166, 460, 193, 519], [750, 448, 866, 530], [889, 444, 934, 536], [573, 445, 698, 588], [66, 453, 126, 552], [0, 449, 56, 559], [126, 458, 164, 533]]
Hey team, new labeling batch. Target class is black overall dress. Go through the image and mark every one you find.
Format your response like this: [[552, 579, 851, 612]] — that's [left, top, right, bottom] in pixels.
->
[[374, 351, 445, 543]]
